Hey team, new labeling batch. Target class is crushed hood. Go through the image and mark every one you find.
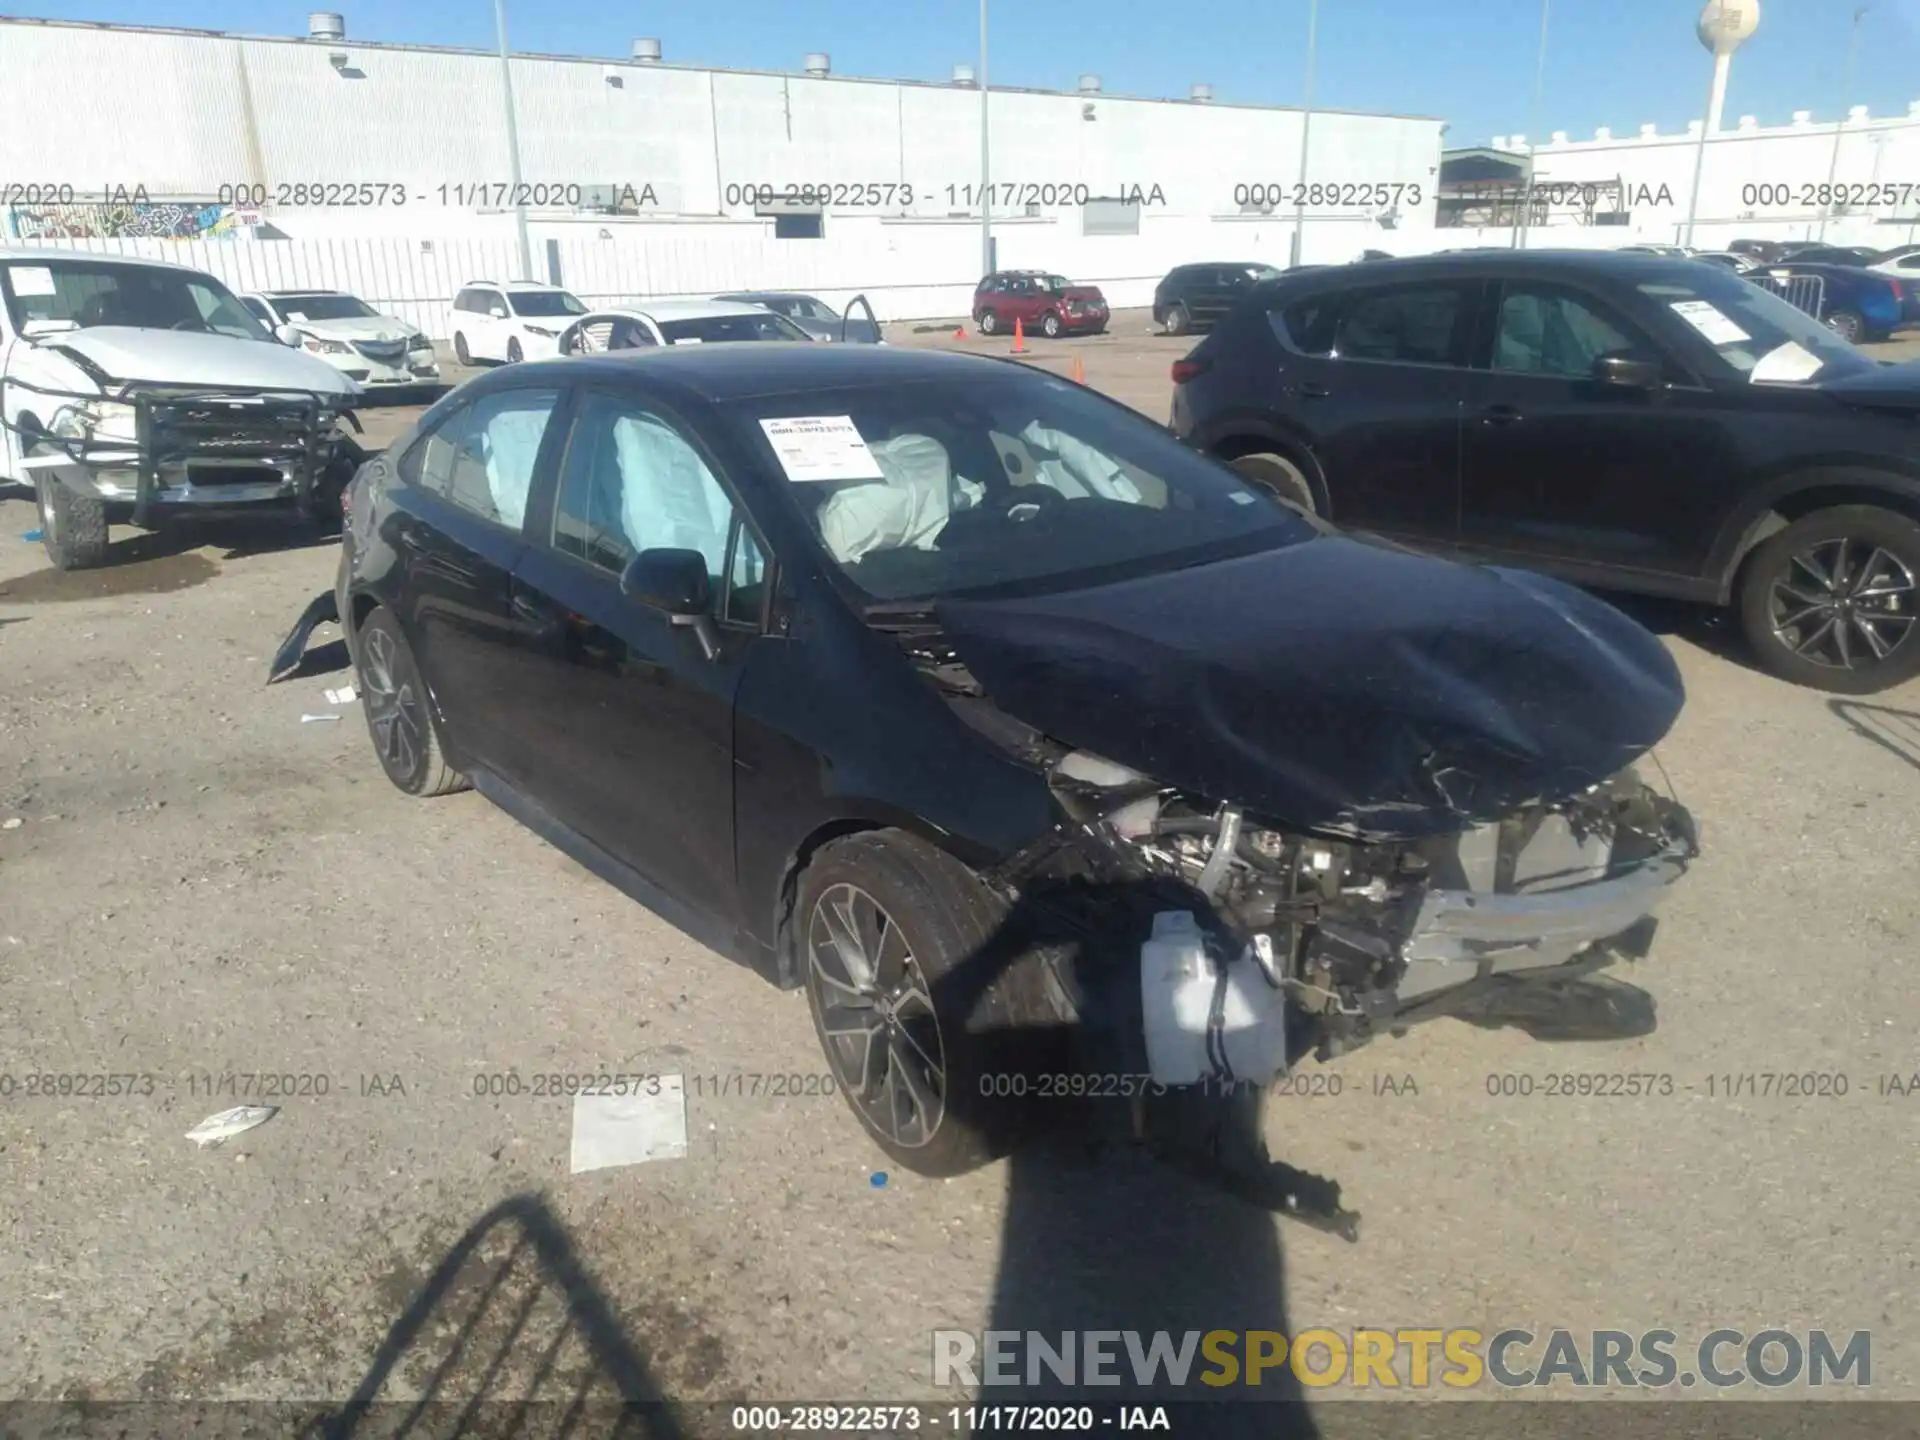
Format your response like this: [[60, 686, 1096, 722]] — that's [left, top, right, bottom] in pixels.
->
[[40, 327, 359, 396], [283, 314, 419, 344], [935, 535, 1685, 841]]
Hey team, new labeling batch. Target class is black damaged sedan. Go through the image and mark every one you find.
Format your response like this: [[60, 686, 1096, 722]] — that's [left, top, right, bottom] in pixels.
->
[[273, 345, 1698, 1206]]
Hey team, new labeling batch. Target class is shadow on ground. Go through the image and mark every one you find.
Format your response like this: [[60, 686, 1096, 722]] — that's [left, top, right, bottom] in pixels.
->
[[1830, 699, 1920, 774]]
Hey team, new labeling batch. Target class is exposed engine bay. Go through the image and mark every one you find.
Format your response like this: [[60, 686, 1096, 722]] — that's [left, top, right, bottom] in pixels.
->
[[891, 620, 1700, 1090]]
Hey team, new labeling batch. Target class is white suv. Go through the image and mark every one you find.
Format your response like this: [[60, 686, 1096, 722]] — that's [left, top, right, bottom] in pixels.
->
[[239, 289, 439, 387], [449, 281, 587, 366]]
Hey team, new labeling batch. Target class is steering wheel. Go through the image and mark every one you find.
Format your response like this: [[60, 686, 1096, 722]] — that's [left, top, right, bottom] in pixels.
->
[[995, 483, 1067, 523]]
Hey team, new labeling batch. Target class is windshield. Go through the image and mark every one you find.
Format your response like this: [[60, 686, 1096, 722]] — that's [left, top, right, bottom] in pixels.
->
[[725, 372, 1311, 604], [1041, 274, 1073, 293], [1637, 271, 1876, 383], [659, 313, 811, 344], [0, 259, 270, 341], [509, 291, 587, 318], [273, 293, 378, 322]]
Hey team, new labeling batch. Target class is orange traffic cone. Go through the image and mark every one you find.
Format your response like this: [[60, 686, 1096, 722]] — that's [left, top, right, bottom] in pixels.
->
[[954, 325, 967, 340], [1011, 316, 1027, 354], [1070, 353, 1086, 385]]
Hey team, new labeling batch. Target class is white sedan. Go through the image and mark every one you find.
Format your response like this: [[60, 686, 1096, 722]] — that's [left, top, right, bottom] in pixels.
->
[[555, 299, 816, 355], [240, 289, 439, 386]]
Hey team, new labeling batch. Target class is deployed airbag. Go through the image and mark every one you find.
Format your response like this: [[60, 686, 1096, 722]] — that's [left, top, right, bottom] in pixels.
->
[[937, 534, 1685, 840]]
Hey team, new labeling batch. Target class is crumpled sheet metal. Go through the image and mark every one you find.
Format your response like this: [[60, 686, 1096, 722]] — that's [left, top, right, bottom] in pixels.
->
[[937, 533, 1685, 841]]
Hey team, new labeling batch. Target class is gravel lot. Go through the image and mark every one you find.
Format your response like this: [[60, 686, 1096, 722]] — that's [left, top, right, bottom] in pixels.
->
[[3, 312, 1919, 1429]]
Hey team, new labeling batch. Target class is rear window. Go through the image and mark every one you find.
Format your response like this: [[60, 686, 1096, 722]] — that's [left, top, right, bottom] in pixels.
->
[[1271, 297, 1338, 355], [1330, 287, 1465, 365], [658, 313, 810, 344]]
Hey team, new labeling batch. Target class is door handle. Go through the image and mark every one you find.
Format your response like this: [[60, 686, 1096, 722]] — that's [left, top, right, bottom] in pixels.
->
[[510, 592, 555, 625], [1283, 381, 1332, 399], [1480, 404, 1523, 425]]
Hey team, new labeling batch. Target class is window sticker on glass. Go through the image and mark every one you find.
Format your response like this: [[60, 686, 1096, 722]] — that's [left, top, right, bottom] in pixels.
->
[[759, 415, 886, 483], [284, 311, 308, 322], [1749, 340, 1825, 384], [672, 336, 703, 345], [1669, 300, 1750, 346], [9, 266, 57, 297]]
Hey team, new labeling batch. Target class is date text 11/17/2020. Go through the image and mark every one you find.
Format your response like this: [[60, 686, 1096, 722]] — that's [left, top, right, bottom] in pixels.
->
[[720, 182, 1168, 210]]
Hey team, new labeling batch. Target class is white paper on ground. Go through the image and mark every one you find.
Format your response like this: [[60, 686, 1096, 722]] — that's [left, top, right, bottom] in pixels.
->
[[186, 1105, 278, 1148], [1669, 300, 1750, 347], [10, 266, 57, 298], [323, 685, 359, 705], [758, 415, 886, 483], [570, 1076, 688, 1173], [1749, 340, 1825, 383]]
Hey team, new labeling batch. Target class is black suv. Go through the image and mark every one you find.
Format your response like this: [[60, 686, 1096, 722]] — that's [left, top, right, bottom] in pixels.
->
[[1171, 249, 1920, 694], [1152, 262, 1284, 335]]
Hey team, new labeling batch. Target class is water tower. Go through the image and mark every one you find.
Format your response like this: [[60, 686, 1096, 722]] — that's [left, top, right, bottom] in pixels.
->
[[1698, 0, 1760, 134]]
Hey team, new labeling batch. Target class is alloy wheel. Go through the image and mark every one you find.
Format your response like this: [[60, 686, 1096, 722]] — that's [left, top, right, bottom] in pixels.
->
[[1768, 536, 1917, 670], [807, 883, 947, 1150], [360, 625, 428, 781]]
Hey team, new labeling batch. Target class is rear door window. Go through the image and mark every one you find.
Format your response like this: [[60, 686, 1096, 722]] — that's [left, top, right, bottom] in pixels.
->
[[1328, 284, 1474, 366], [410, 389, 560, 531]]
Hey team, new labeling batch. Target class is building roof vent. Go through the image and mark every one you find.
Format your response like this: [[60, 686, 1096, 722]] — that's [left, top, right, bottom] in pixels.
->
[[1848, 104, 1869, 121], [1190, 82, 1213, 102], [307, 11, 345, 41], [951, 63, 975, 86], [1079, 73, 1102, 94], [1791, 109, 1812, 125], [1550, 129, 1568, 144], [1639, 122, 1659, 137], [1595, 126, 1612, 140], [1738, 113, 1758, 129], [632, 37, 661, 64], [804, 52, 830, 77]]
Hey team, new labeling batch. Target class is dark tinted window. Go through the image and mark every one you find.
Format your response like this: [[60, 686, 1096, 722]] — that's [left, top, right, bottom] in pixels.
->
[[413, 389, 559, 530], [1331, 285, 1466, 365], [657, 313, 810, 344], [1491, 285, 1655, 378], [1272, 296, 1338, 354], [507, 290, 586, 318], [551, 392, 739, 590]]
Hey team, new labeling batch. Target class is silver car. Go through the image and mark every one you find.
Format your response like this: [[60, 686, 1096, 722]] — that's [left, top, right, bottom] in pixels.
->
[[713, 291, 881, 343]]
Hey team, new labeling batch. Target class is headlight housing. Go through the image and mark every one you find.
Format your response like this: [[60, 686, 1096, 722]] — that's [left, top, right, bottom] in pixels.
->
[[300, 335, 353, 354], [522, 325, 558, 338], [51, 399, 137, 442], [407, 333, 434, 351]]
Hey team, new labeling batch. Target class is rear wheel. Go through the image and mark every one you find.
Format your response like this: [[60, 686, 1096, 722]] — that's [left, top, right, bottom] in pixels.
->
[[798, 829, 1068, 1177], [977, 309, 999, 336], [32, 457, 109, 571], [1042, 311, 1063, 339], [454, 332, 472, 367], [354, 607, 469, 796], [1166, 303, 1193, 336], [1228, 451, 1317, 515], [1737, 505, 1920, 693], [1825, 309, 1866, 344]]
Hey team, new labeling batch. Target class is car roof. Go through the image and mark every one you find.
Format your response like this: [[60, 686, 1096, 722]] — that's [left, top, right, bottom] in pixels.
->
[[1262, 249, 1723, 285], [586, 299, 779, 323], [262, 288, 347, 296], [716, 291, 819, 303], [0, 248, 205, 275], [462, 279, 571, 291], [478, 343, 1026, 403]]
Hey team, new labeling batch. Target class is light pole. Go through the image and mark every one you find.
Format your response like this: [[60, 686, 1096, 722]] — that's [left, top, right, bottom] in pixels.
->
[[1513, 0, 1551, 250], [1816, 4, 1870, 242], [979, 0, 992, 276], [1288, 0, 1318, 268], [494, 0, 534, 281], [1682, 0, 1759, 248]]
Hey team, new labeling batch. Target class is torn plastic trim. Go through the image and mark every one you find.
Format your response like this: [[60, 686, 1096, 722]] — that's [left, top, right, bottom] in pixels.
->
[[268, 589, 341, 684]]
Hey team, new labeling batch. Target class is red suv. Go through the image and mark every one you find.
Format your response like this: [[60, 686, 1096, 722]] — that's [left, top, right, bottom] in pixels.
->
[[972, 270, 1110, 338]]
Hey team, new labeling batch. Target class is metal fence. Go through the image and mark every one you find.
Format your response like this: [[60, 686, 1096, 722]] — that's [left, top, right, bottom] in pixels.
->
[[1747, 270, 1828, 321]]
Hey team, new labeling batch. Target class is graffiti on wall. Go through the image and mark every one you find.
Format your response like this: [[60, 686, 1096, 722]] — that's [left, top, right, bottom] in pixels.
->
[[7, 202, 253, 240]]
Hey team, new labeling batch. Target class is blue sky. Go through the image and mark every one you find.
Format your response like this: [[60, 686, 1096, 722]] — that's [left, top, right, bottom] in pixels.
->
[[14, 0, 1920, 144]]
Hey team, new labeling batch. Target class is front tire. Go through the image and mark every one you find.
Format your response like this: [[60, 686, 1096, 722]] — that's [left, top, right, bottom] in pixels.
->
[[1227, 450, 1318, 515], [505, 337, 524, 365], [1737, 504, 1920, 693], [454, 332, 472, 367], [1166, 303, 1192, 336], [1042, 311, 1063, 339], [33, 466, 109, 571], [798, 829, 1069, 1177], [1825, 309, 1866, 344], [354, 607, 470, 796]]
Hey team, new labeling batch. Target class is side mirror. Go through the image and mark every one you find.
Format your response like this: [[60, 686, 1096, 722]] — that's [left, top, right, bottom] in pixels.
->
[[489, 306, 509, 320], [274, 323, 301, 347], [1595, 355, 1662, 389], [621, 547, 720, 660]]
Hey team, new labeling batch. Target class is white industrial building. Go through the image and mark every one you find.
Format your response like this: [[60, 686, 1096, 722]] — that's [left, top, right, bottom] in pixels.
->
[[0, 13, 1442, 330]]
